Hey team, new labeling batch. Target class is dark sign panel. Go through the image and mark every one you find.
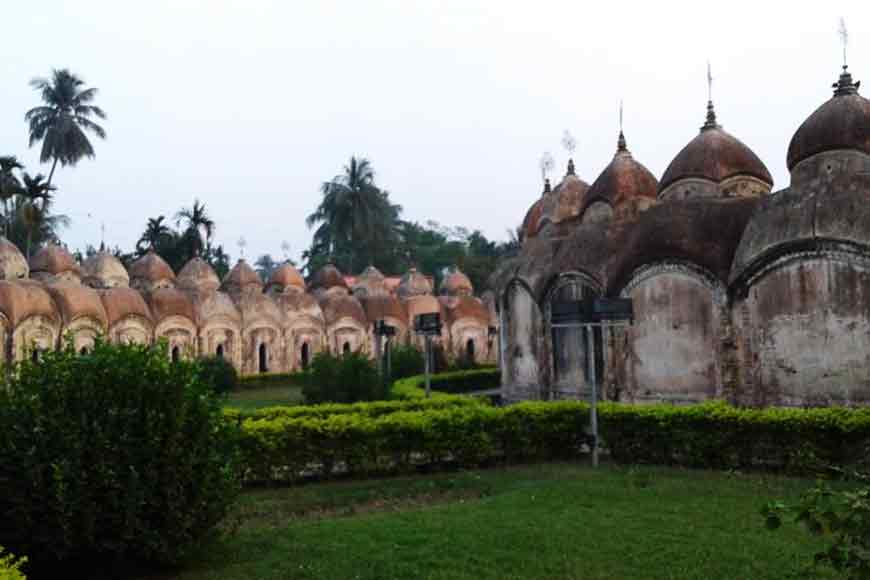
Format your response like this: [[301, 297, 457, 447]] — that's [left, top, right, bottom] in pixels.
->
[[414, 312, 442, 334], [374, 320, 397, 336], [551, 298, 634, 324]]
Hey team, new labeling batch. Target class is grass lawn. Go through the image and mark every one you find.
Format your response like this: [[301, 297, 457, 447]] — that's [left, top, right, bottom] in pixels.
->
[[223, 384, 304, 411], [159, 463, 840, 580]]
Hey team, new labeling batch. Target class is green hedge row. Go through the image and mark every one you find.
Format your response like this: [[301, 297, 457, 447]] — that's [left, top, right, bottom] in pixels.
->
[[236, 400, 870, 483], [224, 395, 484, 423], [238, 401, 588, 483], [237, 371, 306, 389], [391, 368, 500, 399]]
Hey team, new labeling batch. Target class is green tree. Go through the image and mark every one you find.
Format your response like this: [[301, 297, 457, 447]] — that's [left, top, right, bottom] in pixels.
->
[[25, 69, 107, 187], [17, 172, 65, 258], [254, 254, 278, 280], [175, 199, 214, 258], [136, 215, 175, 253], [305, 156, 402, 274], [0, 156, 24, 236]]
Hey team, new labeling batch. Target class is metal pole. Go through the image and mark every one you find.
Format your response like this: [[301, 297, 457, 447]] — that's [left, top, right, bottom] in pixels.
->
[[385, 337, 392, 386], [374, 328, 383, 377], [586, 325, 599, 468], [424, 334, 431, 398]]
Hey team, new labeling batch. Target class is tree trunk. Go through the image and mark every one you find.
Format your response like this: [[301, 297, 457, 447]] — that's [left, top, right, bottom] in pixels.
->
[[46, 157, 59, 189]]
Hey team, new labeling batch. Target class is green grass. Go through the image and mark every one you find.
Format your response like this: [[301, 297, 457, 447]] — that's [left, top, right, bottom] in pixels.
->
[[223, 384, 304, 411], [159, 463, 841, 580]]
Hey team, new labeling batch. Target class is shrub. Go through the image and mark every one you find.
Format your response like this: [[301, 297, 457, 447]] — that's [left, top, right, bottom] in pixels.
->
[[197, 355, 238, 394], [303, 351, 385, 404], [392, 368, 500, 399], [388, 344, 424, 380], [0, 340, 241, 571], [0, 547, 26, 580], [763, 474, 870, 579], [238, 371, 306, 390]]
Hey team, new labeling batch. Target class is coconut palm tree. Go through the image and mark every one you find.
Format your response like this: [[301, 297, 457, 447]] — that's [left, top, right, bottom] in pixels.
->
[[16, 172, 65, 258], [254, 254, 278, 280], [306, 156, 402, 273], [136, 215, 175, 253], [25, 69, 107, 187], [175, 200, 214, 257], [0, 156, 24, 236]]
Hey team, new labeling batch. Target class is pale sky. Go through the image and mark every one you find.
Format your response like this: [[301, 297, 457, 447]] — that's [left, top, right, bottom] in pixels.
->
[[2, 0, 868, 268]]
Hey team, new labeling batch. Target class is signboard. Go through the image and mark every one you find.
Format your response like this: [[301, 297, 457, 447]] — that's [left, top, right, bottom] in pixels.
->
[[374, 320, 397, 337], [414, 312, 442, 334], [551, 298, 634, 324]]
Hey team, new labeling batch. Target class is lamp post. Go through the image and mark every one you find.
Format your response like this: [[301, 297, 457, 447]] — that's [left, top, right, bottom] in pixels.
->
[[414, 312, 442, 398], [550, 297, 634, 467], [373, 319, 396, 386]]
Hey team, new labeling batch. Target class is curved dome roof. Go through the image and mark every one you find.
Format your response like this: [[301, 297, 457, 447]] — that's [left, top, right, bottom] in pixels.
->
[[550, 159, 590, 223], [44, 282, 108, 328], [352, 265, 388, 297], [237, 292, 283, 327], [82, 252, 130, 288], [359, 294, 407, 325], [223, 259, 263, 295], [787, 68, 870, 171], [99, 287, 152, 327], [196, 291, 241, 325], [440, 269, 473, 296], [522, 184, 550, 240], [442, 295, 489, 324], [660, 102, 773, 193], [309, 263, 347, 292], [320, 293, 366, 326], [278, 291, 324, 321], [30, 244, 80, 277], [584, 132, 658, 211], [0, 280, 60, 327], [145, 288, 196, 323], [177, 257, 220, 293], [397, 267, 432, 298], [0, 237, 28, 280], [129, 250, 175, 286], [404, 293, 442, 319], [268, 263, 305, 292]]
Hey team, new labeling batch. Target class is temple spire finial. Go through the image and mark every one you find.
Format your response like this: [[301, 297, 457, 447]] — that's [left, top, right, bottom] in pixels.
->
[[702, 61, 719, 131], [566, 159, 575, 176], [543, 177, 551, 194], [616, 100, 628, 153], [833, 18, 860, 96]]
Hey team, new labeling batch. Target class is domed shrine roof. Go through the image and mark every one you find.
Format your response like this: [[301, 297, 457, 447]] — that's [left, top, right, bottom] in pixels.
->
[[584, 132, 658, 212], [787, 66, 870, 170], [268, 263, 305, 292], [29, 244, 80, 277], [309, 263, 348, 292], [397, 267, 433, 298], [129, 250, 175, 286], [659, 102, 773, 193], [223, 259, 263, 295], [82, 252, 130, 288], [0, 237, 28, 280], [440, 268, 473, 296], [177, 257, 220, 293]]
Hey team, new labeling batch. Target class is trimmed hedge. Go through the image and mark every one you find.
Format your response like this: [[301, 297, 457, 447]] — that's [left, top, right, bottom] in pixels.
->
[[392, 368, 500, 399], [236, 400, 870, 484], [237, 371, 306, 389], [224, 396, 484, 423], [237, 401, 589, 483]]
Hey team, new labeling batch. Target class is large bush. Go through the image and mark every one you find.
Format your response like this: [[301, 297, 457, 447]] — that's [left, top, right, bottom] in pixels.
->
[[388, 344, 424, 380], [302, 351, 384, 404], [197, 355, 238, 394], [0, 340, 241, 571]]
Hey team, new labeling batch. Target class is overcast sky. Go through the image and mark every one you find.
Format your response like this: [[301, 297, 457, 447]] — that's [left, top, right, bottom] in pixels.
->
[[2, 0, 868, 269]]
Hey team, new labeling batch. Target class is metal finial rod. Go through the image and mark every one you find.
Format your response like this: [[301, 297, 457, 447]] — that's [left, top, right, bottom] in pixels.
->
[[707, 61, 713, 103], [839, 17, 849, 69], [619, 100, 624, 133], [101, 222, 105, 249]]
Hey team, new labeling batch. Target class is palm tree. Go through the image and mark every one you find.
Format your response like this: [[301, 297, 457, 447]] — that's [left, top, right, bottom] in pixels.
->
[[25, 69, 107, 187], [175, 200, 214, 257], [254, 254, 278, 280], [0, 156, 24, 236], [306, 156, 402, 273], [17, 172, 61, 258], [136, 215, 174, 253]]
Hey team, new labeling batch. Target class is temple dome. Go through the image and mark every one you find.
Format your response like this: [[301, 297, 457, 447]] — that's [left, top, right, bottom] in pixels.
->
[[99, 287, 152, 327], [82, 252, 130, 289], [267, 262, 305, 293], [397, 267, 432, 298], [223, 259, 263, 296], [659, 102, 773, 196], [352, 265, 387, 297], [440, 268, 473, 297], [0, 237, 28, 280], [787, 67, 870, 171], [129, 250, 175, 291], [309, 263, 348, 292], [550, 159, 590, 223], [583, 132, 657, 221], [177, 257, 220, 293], [30, 244, 81, 282], [522, 180, 552, 240]]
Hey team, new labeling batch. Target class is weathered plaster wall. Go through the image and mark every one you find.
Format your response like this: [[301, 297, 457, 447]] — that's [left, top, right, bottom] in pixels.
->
[[501, 281, 545, 401], [736, 256, 870, 406]]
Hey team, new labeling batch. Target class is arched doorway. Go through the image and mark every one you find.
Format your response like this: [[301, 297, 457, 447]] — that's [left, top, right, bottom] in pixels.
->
[[80, 346, 89, 356], [258, 343, 268, 373], [465, 338, 475, 363], [342, 341, 351, 355], [171, 345, 180, 363], [216, 343, 224, 359], [31, 349, 40, 363], [301, 342, 310, 369]]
